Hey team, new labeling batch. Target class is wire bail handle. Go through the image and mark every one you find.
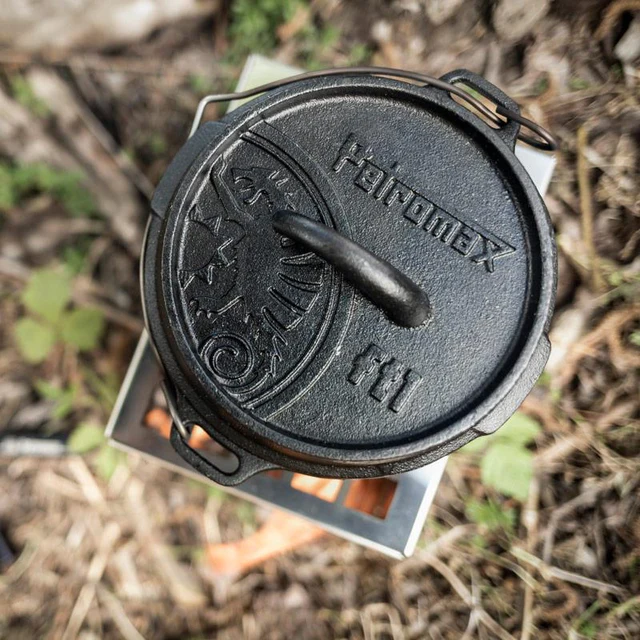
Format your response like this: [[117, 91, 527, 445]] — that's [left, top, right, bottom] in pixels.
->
[[189, 66, 557, 152]]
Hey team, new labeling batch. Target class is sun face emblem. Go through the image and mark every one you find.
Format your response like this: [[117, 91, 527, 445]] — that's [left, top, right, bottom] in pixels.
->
[[177, 158, 329, 401]]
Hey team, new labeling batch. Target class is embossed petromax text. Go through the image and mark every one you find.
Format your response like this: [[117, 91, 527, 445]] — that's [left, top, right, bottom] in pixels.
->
[[332, 134, 516, 272]]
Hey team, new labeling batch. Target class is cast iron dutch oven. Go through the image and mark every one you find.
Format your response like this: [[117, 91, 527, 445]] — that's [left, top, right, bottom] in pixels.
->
[[143, 67, 557, 486]]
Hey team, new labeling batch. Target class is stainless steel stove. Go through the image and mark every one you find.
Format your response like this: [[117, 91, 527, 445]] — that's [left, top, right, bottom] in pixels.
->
[[106, 55, 555, 559]]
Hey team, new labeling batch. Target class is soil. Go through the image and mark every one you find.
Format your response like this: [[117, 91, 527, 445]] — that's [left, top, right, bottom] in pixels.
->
[[0, 1, 638, 638]]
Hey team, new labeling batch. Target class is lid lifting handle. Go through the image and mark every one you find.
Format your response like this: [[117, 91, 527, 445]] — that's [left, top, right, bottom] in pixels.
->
[[273, 211, 432, 329]]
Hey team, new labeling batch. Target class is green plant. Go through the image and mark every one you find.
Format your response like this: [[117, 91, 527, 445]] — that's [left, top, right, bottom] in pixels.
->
[[228, 0, 308, 58], [82, 366, 120, 413], [0, 161, 95, 216], [571, 600, 604, 639], [348, 43, 372, 66], [568, 76, 591, 91], [14, 267, 105, 364], [188, 74, 214, 95], [9, 75, 50, 118], [34, 380, 78, 420], [533, 76, 549, 96], [62, 240, 92, 275], [465, 499, 515, 533], [298, 23, 341, 67], [206, 484, 228, 502], [67, 422, 105, 453], [147, 132, 168, 157], [235, 500, 257, 527], [460, 412, 541, 501], [67, 422, 124, 480]]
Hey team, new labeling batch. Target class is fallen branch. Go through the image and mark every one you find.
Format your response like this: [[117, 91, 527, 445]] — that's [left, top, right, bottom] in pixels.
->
[[576, 124, 604, 292], [542, 477, 616, 563], [512, 547, 626, 596], [422, 553, 518, 640], [0, 74, 143, 255]]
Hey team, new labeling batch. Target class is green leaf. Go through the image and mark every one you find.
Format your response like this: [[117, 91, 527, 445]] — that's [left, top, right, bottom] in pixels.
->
[[188, 74, 214, 94], [22, 268, 72, 324], [34, 380, 77, 419], [60, 307, 105, 351], [0, 161, 95, 215], [94, 443, 123, 481], [10, 75, 50, 118], [349, 42, 372, 65], [34, 379, 62, 400], [228, 0, 308, 57], [536, 371, 551, 388], [466, 499, 515, 532], [459, 412, 540, 455], [82, 367, 119, 412], [236, 501, 257, 527], [52, 391, 75, 419], [568, 77, 591, 91], [67, 422, 104, 453], [0, 163, 18, 210], [207, 485, 228, 501], [14, 317, 56, 363], [497, 413, 541, 446], [481, 443, 533, 502], [460, 435, 491, 453]]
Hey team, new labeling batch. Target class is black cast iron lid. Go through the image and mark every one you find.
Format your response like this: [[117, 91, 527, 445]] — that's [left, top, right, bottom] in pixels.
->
[[143, 69, 556, 485]]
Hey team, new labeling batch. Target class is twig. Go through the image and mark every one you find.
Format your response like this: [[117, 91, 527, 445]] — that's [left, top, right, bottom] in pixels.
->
[[535, 432, 592, 469], [542, 477, 616, 563], [606, 595, 640, 621], [460, 574, 481, 640], [520, 476, 540, 640], [576, 124, 605, 291], [124, 478, 207, 607], [97, 586, 146, 640], [0, 256, 30, 281], [0, 49, 223, 80], [61, 583, 95, 640], [556, 304, 640, 390], [456, 545, 539, 590], [204, 494, 223, 545], [460, 609, 479, 640], [111, 542, 145, 600], [38, 469, 88, 502], [67, 457, 107, 509], [0, 540, 37, 589], [418, 523, 476, 558], [422, 553, 517, 640], [511, 548, 626, 596], [62, 519, 121, 639], [87, 522, 121, 583], [26, 69, 144, 254], [62, 68, 155, 201], [594, 0, 640, 40]]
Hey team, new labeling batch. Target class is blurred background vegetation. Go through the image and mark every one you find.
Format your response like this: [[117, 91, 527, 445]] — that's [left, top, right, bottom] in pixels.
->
[[0, 0, 638, 638]]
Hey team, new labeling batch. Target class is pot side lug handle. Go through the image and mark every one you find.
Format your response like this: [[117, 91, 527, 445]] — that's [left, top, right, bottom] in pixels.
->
[[439, 69, 521, 151], [169, 425, 278, 486], [162, 381, 278, 486]]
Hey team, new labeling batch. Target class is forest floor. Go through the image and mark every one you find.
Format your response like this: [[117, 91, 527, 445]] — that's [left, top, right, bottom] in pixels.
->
[[0, 1, 638, 638]]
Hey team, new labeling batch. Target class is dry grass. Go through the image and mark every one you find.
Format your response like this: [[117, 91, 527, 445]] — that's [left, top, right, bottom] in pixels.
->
[[0, 1, 639, 638]]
